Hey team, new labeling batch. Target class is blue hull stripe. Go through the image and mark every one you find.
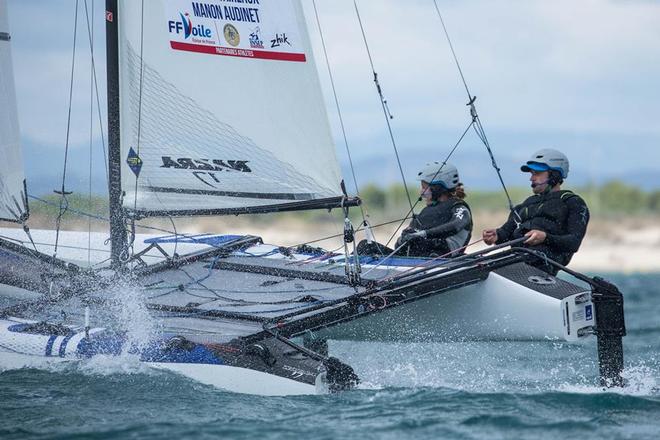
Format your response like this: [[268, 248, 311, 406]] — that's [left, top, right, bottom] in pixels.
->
[[45, 335, 57, 357], [59, 333, 75, 357]]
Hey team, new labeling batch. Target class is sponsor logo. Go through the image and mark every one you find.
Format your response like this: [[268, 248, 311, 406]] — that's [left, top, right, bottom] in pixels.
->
[[224, 24, 240, 47], [161, 157, 251, 173], [249, 26, 264, 49], [585, 304, 593, 321], [126, 148, 143, 177], [168, 12, 212, 39], [270, 33, 291, 48], [161, 157, 251, 188]]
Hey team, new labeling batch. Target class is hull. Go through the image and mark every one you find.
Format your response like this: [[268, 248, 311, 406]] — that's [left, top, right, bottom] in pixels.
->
[[318, 269, 595, 342], [0, 351, 318, 396], [0, 318, 324, 396]]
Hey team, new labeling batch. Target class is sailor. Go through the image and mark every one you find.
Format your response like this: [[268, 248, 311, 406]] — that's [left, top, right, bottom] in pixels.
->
[[482, 148, 590, 274], [357, 162, 473, 258]]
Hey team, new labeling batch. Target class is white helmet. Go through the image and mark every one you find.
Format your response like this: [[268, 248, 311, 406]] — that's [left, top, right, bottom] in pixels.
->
[[520, 148, 570, 179], [416, 161, 460, 190]]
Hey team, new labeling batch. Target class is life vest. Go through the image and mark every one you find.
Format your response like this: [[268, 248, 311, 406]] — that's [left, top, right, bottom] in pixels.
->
[[513, 190, 577, 237], [409, 199, 473, 255]]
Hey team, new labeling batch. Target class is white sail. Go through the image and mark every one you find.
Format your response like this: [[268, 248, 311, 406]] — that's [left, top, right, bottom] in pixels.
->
[[0, 0, 28, 222], [116, 0, 345, 216]]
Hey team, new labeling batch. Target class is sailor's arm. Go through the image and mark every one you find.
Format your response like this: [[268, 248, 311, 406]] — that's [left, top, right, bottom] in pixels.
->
[[425, 206, 472, 239], [492, 211, 518, 244], [545, 196, 590, 253]]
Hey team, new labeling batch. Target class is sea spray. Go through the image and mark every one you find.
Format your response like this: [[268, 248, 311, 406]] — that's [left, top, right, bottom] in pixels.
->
[[79, 280, 160, 375], [107, 281, 159, 354]]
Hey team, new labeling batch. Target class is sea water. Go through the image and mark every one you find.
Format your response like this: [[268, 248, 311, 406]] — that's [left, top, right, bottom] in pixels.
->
[[1, 273, 658, 439]]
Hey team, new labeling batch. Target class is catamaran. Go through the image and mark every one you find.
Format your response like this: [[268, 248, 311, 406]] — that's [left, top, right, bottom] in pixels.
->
[[0, 0, 626, 395]]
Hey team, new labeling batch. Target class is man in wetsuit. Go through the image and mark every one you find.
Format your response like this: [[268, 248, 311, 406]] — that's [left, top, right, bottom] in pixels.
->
[[482, 149, 590, 274], [357, 162, 473, 258]]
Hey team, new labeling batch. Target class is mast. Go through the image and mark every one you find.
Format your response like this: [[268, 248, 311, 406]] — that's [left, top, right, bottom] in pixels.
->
[[105, 0, 126, 268]]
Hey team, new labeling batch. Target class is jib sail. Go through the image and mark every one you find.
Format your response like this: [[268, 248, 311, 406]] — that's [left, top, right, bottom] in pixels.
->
[[116, 0, 345, 217], [0, 0, 28, 222]]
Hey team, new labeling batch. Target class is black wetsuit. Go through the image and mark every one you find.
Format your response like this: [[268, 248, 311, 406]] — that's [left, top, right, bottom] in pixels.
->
[[496, 189, 590, 273], [357, 199, 473, 258]]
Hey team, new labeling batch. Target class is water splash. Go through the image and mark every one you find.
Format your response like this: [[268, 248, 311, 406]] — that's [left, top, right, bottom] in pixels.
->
[[79, 354, 152, 376], [104, 281, 159, 355]]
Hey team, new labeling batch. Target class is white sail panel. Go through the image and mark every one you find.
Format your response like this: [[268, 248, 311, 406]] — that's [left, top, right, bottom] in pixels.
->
[[0, 0, 27, 222], [117, 0, 345, 215]]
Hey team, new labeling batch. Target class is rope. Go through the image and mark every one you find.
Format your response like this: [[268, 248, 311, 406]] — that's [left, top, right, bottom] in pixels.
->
[[353, 0, 414, 213], [432, 1, 520, 221], [381, 238, 484, 280], [471, 116, 520, 221], [361, 239, 417, 277], [54, 0, 80, 257]]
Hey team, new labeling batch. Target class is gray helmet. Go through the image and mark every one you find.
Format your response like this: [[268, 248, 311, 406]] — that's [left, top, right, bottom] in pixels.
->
[[520, 148, 570, 179], [416, 161, 460, 190]]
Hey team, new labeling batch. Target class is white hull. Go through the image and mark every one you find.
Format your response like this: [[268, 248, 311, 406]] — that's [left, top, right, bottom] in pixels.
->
[[150, 363, 318, 396], [0, 318, 320, 396], [319, 271, 594, 343], [0, 351, 318, 396]]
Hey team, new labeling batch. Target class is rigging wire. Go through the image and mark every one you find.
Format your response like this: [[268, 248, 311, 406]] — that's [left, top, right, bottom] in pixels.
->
[[54, 0, 81, 257], [81, 0, 108, 181], [382, 119, 474, 248], [432, 0, 520, 221], [353, 0, 414, 213], [86, 0, 95, 266], [311, 0, 368, 224]]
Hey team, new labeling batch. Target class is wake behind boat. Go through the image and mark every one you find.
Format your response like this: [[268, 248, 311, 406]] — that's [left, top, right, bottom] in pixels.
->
[[0, 0, 626, 394]]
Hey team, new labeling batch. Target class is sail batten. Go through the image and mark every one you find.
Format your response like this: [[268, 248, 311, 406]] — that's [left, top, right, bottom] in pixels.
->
[[0, 0, 28, 223], [117, 0, 345, 216]]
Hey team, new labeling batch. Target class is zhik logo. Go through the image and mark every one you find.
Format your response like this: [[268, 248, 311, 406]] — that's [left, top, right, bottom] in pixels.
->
[[168, 12, 211, 39]]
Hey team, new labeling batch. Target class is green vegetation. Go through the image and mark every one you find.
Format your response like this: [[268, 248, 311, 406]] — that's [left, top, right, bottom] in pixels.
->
[[23, 181, 659, 231], [357, 181, 660, 217], [29, 193, 109, 222]]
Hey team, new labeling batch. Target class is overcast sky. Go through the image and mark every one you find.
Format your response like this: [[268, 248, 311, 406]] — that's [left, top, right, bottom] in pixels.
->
[[5, 0, 660, 192]]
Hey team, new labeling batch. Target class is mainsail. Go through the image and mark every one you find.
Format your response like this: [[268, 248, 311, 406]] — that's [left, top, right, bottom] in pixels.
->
[[116, 0, 346, 217], [0, 0, 28, 222]]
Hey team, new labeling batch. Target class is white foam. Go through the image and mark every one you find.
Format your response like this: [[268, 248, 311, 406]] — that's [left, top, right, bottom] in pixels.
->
[[78, 353, 153, 376], [104, 281, 159, 354]]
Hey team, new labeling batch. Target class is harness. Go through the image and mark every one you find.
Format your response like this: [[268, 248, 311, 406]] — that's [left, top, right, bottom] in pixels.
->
[[514, 190, 577, 236]]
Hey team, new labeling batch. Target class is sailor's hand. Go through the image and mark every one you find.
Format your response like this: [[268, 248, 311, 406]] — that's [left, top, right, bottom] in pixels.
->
[[482, 229, 498, 245], [409, 229, 427, 239], [402, 229, 427, 243], [524, 229, 547, 246]]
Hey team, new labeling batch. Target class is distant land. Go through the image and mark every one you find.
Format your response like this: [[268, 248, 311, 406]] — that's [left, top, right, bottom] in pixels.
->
[[341, 149, 660, 193]]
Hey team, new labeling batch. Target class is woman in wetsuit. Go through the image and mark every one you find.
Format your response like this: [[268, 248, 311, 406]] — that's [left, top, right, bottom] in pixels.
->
[[357, 162, 473, 258]]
